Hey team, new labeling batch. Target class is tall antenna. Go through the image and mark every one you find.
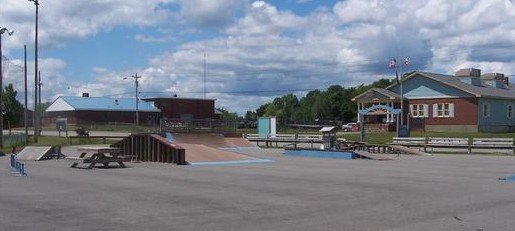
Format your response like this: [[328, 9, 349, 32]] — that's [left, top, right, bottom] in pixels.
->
[[203, 52, 206, 99]]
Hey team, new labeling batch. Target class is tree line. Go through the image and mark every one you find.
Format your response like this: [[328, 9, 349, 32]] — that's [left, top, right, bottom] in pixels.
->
[[231, 78, 392, 127]]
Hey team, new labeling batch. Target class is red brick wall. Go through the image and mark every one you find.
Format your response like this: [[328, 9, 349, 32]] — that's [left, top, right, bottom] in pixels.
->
[[152, 98, 215, 119], [408, 97, 478, 125]]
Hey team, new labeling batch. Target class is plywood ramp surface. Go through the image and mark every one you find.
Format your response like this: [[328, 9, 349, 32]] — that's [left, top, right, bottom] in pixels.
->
[[224, 137, 257, 148], [172, 133, 232, 149], [180, 143, 257, 162], [16, 146, 53, 161]]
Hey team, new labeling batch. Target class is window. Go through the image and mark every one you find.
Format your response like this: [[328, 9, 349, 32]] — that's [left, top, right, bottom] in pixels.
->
[[483, 103, 490, 118], [433, 103, 454, 118], [508, 105, 513, 118], [410, 104, 428, 118]]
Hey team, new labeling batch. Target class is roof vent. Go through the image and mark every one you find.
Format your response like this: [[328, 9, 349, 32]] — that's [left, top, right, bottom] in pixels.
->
[[82, 93, 89, 97], [455, 68, 481, 77]]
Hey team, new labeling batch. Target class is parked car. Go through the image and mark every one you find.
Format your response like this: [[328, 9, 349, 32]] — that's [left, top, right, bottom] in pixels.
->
[[341, 122, 357, 132]]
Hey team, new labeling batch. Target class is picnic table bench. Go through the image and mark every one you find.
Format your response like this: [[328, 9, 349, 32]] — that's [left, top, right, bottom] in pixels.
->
[[67, 147, 131, 169], [471, 138, 514, 154]]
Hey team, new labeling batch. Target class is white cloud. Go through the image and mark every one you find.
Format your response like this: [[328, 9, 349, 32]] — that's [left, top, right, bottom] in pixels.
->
[[0, 0, 174, 49], [333, 0, 388, 23], [226, 1, 307, 35], [3, 0, 515, 115], [179, 0, 244, 27]]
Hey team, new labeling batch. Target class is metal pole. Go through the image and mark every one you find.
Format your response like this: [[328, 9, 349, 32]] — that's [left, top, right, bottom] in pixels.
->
[[134, 73, 140, 125], [203, 52, 206, 99], [399, 62, 403, 126], [0, 33, 3, 147], [38, 70, 41, 132], [24, 45, 28, 145], [29, 0, 40, 142]]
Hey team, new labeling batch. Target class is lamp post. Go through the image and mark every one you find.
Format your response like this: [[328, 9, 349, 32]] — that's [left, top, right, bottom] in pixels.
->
[[124, 74, 141, 125], [28, 0, 40, 140], [0, 27, 14, 147]]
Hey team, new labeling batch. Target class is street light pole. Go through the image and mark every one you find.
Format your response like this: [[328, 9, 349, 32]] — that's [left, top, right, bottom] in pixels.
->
[[0, 27, 14, 147], [124, 74, 141, 125], [29, 0, 40, 141]]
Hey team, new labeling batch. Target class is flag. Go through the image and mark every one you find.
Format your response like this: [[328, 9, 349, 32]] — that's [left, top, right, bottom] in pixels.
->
[[403, 57, 410, 66], [388, 58, 396, 69]]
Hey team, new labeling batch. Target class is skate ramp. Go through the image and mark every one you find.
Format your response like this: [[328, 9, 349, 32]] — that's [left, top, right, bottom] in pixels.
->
[[171, 133, 268, 164], [16, 146, 53, 161]]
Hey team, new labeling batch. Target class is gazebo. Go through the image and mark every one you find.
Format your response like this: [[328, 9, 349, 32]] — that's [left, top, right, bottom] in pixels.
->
[[357, 104, 402, 141]]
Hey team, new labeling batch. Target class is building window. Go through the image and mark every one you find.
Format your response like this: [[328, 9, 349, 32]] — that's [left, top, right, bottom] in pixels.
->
[[508, 105, 513, 118], [483, 103, 490, 118], [433, 103, 454, 118], [410, 104, 428, 118]]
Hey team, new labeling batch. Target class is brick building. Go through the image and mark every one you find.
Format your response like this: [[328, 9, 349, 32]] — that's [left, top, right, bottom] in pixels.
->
[[143, 97, 217, 121], [352, 68, 515, 132]]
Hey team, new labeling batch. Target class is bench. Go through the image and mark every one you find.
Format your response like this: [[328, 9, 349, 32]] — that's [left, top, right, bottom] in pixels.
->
[[425, 137, 470, 153], [471, 138, 514, 154], [390, 137, 426, 147], [68, 147, 129, 169]]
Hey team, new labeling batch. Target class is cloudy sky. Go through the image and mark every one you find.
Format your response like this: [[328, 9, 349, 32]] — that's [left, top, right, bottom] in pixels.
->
[[1, 0, 514, 114]]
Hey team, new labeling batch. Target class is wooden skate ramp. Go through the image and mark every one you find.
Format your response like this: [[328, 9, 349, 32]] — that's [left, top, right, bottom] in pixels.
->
[[180, 143, 257, 162], [172, 133, 232, 149], [16, 146, 53, 161], [170, 133, 262, 163]]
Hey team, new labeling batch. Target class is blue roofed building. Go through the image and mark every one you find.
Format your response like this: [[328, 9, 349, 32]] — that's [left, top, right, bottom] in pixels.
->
[[45, 95, 161, 125]]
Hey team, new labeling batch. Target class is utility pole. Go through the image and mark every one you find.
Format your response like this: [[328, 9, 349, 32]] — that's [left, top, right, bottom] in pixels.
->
[[38, 71, 41, 106], [24, 45, 28, 145], [29, 0, 40, 141], [0, 27, 14, 147], [124, 74, 141, 125], [203, 52, 206, 99]]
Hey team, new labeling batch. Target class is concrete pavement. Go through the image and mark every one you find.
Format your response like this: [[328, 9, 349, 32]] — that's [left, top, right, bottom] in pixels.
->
[[1, 149, 515, 230]]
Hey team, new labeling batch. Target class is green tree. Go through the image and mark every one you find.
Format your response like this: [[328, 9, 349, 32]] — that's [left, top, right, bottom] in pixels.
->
[[217, 107, 239, 122], [2, 84, 24, 128]]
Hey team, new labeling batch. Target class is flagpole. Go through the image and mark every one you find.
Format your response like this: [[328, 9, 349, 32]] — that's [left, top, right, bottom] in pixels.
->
[[400, 61, 404, 125]]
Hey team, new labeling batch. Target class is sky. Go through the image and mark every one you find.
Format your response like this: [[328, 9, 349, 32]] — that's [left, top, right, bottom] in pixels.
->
[[1, 0, 514, 115]]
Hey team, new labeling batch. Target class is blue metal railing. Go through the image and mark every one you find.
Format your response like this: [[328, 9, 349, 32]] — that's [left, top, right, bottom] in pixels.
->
[[10, 155, 27, 176]]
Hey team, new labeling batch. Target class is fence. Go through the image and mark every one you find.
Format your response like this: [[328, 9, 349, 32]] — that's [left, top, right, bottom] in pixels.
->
[[10, 155, 27, 176], [160, 118, 236, 133], [2, 133, 27, 148]]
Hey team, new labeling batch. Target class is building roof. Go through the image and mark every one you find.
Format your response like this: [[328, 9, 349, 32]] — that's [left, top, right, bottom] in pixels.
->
[[387, 71, 515, 100], [142, 96, 216, 102], [46, 96, 161, 112], [351, 88, 400, 102]]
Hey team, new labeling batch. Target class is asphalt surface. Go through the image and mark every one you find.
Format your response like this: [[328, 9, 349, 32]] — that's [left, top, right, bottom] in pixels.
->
[[2, 149, 515, 231]]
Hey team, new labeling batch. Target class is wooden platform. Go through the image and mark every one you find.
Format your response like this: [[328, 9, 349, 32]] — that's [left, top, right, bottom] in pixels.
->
[[354, 151, 393, 160]]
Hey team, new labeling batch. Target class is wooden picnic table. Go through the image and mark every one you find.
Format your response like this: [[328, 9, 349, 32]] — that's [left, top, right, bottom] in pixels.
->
[[68, 147, 128, 169]]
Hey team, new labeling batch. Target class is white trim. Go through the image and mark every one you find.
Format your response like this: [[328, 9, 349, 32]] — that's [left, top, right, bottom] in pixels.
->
[[433, 103, 453, 118], [46, 97, 75, 112]]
